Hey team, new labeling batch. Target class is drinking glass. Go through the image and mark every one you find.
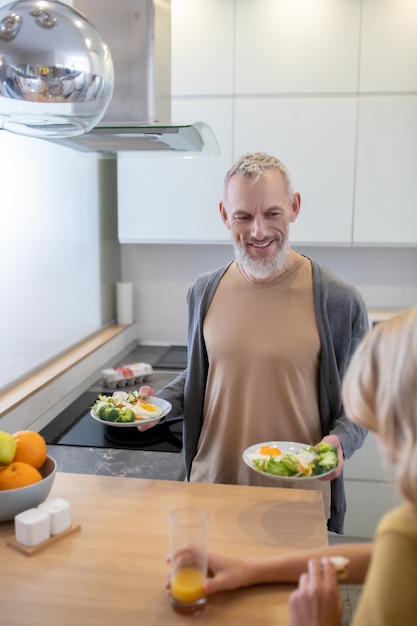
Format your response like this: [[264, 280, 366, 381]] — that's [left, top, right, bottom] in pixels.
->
[[168, 506, 209, 615]]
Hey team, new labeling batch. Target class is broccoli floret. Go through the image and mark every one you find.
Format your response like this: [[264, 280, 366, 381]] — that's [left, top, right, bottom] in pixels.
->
[[311, 444, 338, 475], [96, 403, 120, 422], [320, 451, 339, 469], [315, 442, 337, 455], [97, 403, 112, 419], [115, 407, 135, 423]]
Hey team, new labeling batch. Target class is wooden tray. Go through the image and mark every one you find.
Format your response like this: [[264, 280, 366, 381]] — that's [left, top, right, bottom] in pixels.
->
[[6, 523, 81, 556]]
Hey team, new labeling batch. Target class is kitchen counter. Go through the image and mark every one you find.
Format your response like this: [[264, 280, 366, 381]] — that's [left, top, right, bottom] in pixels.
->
[[46, 444, 185, 480], [41, 343, 186, 481], [0, 473, 328, 625]]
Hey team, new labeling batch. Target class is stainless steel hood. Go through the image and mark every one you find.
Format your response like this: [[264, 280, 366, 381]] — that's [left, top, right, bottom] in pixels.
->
[[54, 0, 219, 156], [50, 120, 219, 155]]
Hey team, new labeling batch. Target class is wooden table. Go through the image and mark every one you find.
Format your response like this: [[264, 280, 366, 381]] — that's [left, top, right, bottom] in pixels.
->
[[0, 473, 328, 625]]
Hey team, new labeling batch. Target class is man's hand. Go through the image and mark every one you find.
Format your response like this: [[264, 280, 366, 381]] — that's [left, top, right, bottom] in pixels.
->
[[137, 385, 160, 431], [138, 385, 156, 399]]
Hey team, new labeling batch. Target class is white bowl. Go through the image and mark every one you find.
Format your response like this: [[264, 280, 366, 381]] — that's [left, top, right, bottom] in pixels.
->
[[0, 455, 57, 522]]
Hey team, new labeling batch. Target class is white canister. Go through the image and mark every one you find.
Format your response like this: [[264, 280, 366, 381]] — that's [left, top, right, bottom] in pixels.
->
[[116, 282, 134, 325]]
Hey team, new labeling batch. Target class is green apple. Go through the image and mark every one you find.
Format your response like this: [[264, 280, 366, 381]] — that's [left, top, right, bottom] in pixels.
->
[[0, 431, 16, 465]]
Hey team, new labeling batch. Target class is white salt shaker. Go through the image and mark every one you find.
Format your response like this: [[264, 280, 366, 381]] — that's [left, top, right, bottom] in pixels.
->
[[15, 508, 50, 546], [38, 498, 71, 535]]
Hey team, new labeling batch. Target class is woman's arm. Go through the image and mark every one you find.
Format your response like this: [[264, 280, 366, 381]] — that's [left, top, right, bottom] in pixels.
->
[[204, 543, 372, 594]]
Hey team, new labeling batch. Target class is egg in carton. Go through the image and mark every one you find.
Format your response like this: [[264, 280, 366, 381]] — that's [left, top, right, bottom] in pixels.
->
[[101, 363, 154, 389]]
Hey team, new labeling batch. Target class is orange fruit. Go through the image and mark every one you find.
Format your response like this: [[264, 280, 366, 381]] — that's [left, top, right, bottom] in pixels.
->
[[12, 431, 47, 469], [0, 462, 42, 490]]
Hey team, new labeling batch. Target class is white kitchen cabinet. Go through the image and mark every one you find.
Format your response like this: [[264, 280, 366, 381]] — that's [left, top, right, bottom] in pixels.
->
[[118, 0, 417, 246], [117, 99, 233, 244], [360, 0, 417, 92], [234, 97, 356, 244], [344, 480, 403, 539], [343, 432, 403, 538], [354, 96, 417, 245], [234, 0, 361, 94], [344, 432, 390, 482], [118, 153, 230, 243], [171, 0, 234, 96]]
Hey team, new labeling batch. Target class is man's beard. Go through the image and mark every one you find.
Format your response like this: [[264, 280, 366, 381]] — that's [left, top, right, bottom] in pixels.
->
[[233, 237, 290, 281]]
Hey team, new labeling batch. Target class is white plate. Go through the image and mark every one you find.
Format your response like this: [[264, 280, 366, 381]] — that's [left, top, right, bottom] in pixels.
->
[[90, 396, 172, 428], [243, 440, 336, 480]]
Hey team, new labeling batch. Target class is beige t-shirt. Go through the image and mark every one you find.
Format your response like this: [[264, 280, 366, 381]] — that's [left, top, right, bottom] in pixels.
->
[[190, 256, 330, 518]]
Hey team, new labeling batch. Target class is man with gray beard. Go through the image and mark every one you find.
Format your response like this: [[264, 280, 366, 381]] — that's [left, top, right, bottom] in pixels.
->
[[140, 151, 369, 534]]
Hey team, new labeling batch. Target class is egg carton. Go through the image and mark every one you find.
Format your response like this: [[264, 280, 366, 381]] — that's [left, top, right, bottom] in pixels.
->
[[101, 363, 154, 389]]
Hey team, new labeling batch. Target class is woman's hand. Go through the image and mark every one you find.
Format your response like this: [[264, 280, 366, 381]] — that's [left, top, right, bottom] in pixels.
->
[[204, 553, 250, 595], [289, 558, 343, 626], [165, 551, 250, 595]]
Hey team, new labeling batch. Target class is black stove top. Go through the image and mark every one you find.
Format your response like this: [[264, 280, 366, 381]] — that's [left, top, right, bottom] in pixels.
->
[[39, 389, 183, 453], [153, 345, 187, 370], [39, 345, 186, 452]]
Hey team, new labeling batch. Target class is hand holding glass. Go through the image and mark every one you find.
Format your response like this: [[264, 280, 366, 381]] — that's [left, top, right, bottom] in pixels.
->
[[168, 507, 209, 615]]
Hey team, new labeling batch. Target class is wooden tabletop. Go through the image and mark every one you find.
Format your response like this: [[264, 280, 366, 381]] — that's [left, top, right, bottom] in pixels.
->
[[0, 473, 328, 625]]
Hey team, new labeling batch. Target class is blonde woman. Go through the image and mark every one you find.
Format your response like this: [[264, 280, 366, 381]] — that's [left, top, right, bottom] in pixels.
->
[[202, 307, 417, 626]]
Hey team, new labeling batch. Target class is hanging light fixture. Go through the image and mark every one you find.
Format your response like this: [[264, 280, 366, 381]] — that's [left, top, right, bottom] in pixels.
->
[[0, 0, 114, 138]]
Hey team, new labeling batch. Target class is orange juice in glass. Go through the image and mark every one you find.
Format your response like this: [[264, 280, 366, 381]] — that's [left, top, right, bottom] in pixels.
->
[[169, 507, 209, 615]]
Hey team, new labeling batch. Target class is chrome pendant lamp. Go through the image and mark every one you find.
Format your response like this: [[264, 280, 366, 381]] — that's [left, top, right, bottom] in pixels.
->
[[0, 0, 114, 138]]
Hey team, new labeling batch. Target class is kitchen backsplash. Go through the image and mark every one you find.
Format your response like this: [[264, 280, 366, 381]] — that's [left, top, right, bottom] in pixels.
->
[[121, 243, 417, 346]]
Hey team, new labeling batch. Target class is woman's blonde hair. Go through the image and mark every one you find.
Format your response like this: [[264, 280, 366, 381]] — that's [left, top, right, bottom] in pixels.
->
[[342, 306, 417, 506]]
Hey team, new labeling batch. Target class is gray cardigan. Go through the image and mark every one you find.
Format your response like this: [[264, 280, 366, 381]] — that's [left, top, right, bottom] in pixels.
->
[[158, 258, 369, 533]]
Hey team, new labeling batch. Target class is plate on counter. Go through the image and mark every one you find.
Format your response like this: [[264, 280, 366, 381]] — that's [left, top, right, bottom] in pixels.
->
[[243, 441, 338, 480], [90, 396, 172, 428]]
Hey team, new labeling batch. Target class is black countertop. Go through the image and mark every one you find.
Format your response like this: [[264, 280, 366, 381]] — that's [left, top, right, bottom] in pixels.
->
[[47, 444, 185, 481], [45, 344, 186, 482]]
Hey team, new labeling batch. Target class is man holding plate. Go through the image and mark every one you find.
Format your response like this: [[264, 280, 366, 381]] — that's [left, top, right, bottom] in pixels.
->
[[140, 151, 369, 534]]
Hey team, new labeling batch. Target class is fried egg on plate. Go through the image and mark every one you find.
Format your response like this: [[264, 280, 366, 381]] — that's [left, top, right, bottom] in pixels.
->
[[247, 445, 283, 462], [133, 401, 164, 419]]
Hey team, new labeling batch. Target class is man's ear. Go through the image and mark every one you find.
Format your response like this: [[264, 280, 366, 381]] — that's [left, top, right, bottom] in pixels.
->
[[219, 201, 230, 227], [290, 192, 301, 223]]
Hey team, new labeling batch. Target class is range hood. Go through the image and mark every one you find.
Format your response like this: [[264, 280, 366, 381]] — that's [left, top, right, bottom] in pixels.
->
[[0, 0, 217, 155], [53, 0, 218, 156]]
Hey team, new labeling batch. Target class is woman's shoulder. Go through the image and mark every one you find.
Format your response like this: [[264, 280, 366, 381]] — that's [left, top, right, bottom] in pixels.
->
[[376, 502, 417, 539]]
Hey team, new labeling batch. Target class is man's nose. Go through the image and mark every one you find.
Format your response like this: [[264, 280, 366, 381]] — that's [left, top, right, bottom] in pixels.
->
[[251, 216, 268, 239]]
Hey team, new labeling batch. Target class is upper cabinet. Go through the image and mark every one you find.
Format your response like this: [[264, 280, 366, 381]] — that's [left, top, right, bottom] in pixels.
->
[[117, 0, 417, 246], [118, 98, 233, 244], [354, 0, 417, 244], [233, 97, 356, 244], [171, 0, 234, 96], [234, 0, 360, 94], [360, 0, 417, 92], [354, 96, 417, 245]]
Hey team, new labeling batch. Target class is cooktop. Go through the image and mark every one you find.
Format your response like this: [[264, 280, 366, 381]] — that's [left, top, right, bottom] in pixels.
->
[[152, 345, 187, 370], [40, 345, 186, 452]]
